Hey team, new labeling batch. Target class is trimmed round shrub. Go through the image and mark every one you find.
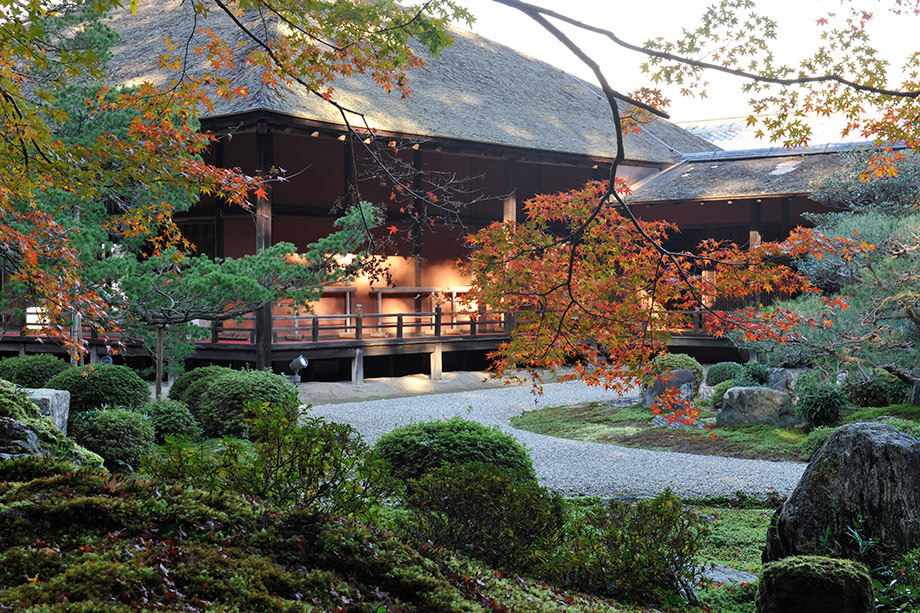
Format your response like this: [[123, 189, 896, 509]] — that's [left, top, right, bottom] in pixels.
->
[[168, 365, 235, 403], [402, 462, 565, 571], [712, 379, 735, 410], [650, 353, 703, 395], [374, 416, 536, 482], [705, 361, 742, 386], [755, 555, 873, 613], [194, 369, 297, 439], [0, 354, 71, 388], [796, 387, 845, 427], [142, 399, 200, 443], [733, 361, 771, 387], [69, 409, 155, 472], [46, 364, 149, 413]]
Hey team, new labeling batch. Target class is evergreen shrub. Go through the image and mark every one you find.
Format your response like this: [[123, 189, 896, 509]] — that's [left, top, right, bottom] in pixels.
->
[[797, 387, 845, 427], [142, 399, 199, 443], [192, 369, 297, 438], [46, 364, 149, 413], [733, 361, 771, 387], [373, 416, 536, 481], [841, 370, 911, 407], [168, 364, 234, 403], [538, 490, 709, 605], [650, 353, 703, 394], [712, 379, 735, 410], [402, 462, 565, 570], [69, 409, 155, 471], [705, 361, 742, 386], [0, 354, 71, 388]]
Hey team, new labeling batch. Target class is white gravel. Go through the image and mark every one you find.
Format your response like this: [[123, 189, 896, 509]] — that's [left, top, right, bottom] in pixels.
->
[[307, 379, 807, 500]]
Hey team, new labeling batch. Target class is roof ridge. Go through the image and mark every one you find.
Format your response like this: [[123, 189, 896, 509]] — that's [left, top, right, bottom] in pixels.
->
[[680, 141, 905, 162]]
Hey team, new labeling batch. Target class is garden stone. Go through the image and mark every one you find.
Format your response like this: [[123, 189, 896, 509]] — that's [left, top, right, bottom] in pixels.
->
[[755, 555, 873, 613], [717, 387, 796, 428], [699, 563, 757, 586], [0, 417, 45, 460], [641, 369, 695, 408], [25, 388, 70, 435], [763, 423, 920, 564], [768, 368, 794, 394]]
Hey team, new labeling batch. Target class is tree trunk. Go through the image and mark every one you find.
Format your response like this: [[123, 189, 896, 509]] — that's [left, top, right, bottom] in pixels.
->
[[155, 325, 164, 399], [910, 381, 920, 406]]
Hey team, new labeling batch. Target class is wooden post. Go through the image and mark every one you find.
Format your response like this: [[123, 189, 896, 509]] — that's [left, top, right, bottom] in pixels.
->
[[311, 316, 319, 343], [503, 158, 517, 223], [355, 304, 364, 340], [434, 305, 442, 337], [396, 315, 404, 339], [430, 342, 443, 380], [255, 121, 274, 370]]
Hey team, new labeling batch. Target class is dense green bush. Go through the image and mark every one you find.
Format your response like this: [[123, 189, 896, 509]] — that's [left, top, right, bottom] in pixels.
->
[[797, 387, 845, 427], [168, 364, 234, 403], [0, 354, 71, 388], [192, 369, 297, 438], [706, 361, 742, 386], [402, 462, 565, 571], [69, 409, 155, 471], [875, 548, 920, 611], [794, 370, 834, 396], [712, 379, 735, 410], [733, 361, 771, 387], [650, 353, 703, 395], [143, 396, 392, 518], [46, 364, 149, 413], [538, 490, 709, 605], [373, 416, 536, 482], [841, 370, 911, 407], [142, 399, 199, 443]]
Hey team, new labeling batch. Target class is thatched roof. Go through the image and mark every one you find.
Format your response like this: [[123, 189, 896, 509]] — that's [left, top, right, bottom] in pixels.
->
[[626, 143, 864, 203], [104, 0, 718, 164]]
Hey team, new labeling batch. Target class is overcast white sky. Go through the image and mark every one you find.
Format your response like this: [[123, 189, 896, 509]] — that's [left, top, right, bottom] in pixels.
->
[[453, 0, 918, 124]]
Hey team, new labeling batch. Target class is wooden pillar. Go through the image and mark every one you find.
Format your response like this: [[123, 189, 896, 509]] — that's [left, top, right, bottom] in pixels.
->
[[215, 139, 226, 258], [430, 342, 443, 380], [503, 158, 517, 223], [412, 149, 424, 310], [255, 121, 273, 370], [749, 199, 762, 249]]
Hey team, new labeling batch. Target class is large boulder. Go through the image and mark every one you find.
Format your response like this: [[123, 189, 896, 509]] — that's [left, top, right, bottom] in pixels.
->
[[0, 417, 45, 460], [763, 423, 920, 564], [756, 555, 874, 613], [768, 368, 794, 394], [25, 388, 70, 434], [642, 369, 695, 408], [716, 387, 796, 428]]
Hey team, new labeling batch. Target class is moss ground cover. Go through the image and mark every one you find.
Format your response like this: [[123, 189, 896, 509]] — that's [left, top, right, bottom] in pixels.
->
[[511, 402, 810, 461]]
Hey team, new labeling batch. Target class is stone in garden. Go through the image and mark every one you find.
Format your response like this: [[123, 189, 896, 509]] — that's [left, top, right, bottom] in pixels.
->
[[716, 387, 796, 428], [641, 369, 695, 408], [25, 388, 70, 435], [0, 417, 45, 460], [768, 368, 794, 394], [763, 423, 920, 564], [755, 555, 873, 613]]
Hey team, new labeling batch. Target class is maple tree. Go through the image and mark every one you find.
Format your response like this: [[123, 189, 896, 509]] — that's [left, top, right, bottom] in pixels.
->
[[0, 0, 466, 354], [463, 0, 920, 391]]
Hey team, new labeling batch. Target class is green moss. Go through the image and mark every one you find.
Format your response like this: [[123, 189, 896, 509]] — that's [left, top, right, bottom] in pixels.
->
[[756, 555, 873, 613]]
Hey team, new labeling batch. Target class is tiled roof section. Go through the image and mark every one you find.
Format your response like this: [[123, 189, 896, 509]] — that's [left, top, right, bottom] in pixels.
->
[[677, 116, 870, 151], [104, 0, 719, 163], [625, 143, 876, 203]]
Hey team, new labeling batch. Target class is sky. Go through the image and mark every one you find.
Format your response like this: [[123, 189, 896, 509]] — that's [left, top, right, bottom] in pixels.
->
[[452, 0, 919, 126]]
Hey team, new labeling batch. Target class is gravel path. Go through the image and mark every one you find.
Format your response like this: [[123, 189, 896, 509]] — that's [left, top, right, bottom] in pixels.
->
[[308, 380, 807, 500]]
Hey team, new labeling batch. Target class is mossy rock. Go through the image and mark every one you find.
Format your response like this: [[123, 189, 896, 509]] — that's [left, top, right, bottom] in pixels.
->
[[756, 555, 873, 613], [0, 380, 101, 467]]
